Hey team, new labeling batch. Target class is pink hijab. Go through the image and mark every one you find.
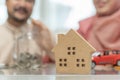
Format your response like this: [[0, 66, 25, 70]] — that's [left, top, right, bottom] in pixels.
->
[[77, 9, 120, 50]]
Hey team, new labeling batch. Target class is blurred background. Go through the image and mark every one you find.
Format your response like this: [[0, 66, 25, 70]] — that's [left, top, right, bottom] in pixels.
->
[[0, 0, 96, 34]]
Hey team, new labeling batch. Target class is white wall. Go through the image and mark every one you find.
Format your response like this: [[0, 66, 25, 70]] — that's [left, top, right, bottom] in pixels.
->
[[0, 0, 96, 34], [41, 0, 96, 33]]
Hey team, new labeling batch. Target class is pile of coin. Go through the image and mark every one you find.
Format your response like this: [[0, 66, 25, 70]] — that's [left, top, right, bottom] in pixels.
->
[[13, 52, 42, 70]]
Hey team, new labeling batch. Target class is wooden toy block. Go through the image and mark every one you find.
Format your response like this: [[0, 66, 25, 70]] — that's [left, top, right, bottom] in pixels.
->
[[52, 29, 96, 74]]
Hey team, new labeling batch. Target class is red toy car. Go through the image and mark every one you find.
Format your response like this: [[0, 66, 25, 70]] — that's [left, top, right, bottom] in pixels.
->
[[92, 50, 120, 68]]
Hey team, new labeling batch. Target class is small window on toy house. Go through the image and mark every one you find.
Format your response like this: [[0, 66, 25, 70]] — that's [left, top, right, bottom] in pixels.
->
[[72, 47, 76, 50], [59, 64, 62, 66], [59, 59, 67, 67], [68, 52, 71, 55], [64, 59, 67, 62], [67, 47, 76, 55], [76, 59, 80, 62], [72, 52, 76, 55], [76, 59, 86, 68], [76, 64, 86, 67], [76, 64, 80, 67], [81, 59, 85, 62], [82, 64, 85, 67], [59, 59, 62, 62], [68, 47, 71, 50]]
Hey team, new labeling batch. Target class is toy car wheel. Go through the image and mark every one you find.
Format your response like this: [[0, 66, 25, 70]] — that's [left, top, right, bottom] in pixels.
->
[[117, 60, 120, 66], [91, 61, 96, 68]]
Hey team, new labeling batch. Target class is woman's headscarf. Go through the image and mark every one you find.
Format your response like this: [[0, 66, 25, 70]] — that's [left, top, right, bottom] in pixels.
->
[[78, 2, 120, 50]]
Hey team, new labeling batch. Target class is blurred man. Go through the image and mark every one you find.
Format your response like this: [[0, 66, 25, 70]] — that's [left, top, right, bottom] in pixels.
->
[[77, 0, 120, 70], [0, 0, 55, 66]]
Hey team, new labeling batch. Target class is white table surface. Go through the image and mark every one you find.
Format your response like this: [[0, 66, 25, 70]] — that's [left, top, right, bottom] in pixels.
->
[[0, 75, 120, 80], [0, 64, 120, 80]]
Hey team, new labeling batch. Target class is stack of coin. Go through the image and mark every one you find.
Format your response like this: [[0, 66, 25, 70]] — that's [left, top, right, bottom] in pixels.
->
[[13, 52, 42, 70]]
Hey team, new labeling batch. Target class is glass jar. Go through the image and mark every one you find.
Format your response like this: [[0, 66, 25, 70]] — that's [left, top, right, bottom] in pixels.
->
[[13, 21, 43, 70]]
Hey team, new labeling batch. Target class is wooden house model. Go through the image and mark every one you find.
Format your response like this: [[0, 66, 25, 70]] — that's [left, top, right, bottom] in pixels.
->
[[52, 29, 96, 74]]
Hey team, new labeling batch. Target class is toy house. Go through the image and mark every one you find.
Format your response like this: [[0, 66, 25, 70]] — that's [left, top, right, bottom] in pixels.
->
[[52, 29, 96, 74]]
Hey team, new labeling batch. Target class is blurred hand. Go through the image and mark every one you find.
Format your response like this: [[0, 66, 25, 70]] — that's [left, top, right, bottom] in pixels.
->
[[32, 19, 48, 31], [31, 19, 55, 62]]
